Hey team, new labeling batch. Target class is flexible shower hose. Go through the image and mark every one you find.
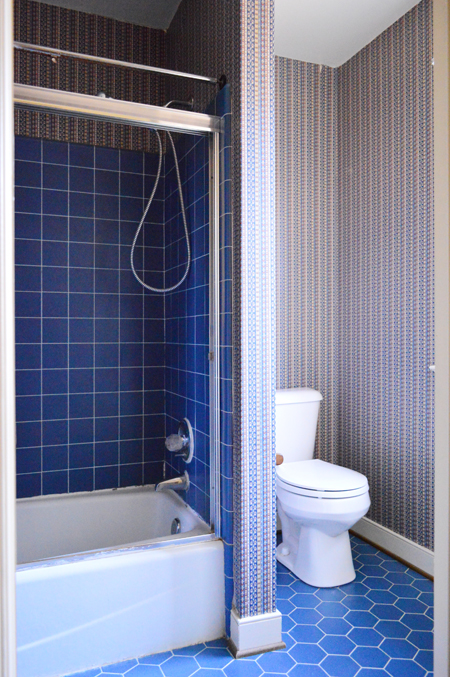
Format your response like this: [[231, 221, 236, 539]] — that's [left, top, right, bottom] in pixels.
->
[[130, 129, 191, 293]]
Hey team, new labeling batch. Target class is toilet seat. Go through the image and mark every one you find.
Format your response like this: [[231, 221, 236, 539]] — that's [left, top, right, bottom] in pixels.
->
[[277, 459, 369, 499]]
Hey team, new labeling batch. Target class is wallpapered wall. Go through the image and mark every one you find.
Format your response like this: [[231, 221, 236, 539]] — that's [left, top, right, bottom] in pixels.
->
[[276, 0, 434, 550]]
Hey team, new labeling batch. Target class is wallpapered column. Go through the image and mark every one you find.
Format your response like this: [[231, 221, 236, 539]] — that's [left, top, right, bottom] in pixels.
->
[[230, 0, 281, 655]]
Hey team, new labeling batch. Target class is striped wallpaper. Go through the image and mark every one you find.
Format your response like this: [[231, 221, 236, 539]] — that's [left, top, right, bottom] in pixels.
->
[[276, 0, 434, 550]]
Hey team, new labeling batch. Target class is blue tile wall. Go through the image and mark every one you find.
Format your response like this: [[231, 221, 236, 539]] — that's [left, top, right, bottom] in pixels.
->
[[15, 137, 166, 498], [214, 86, 234, 630], [164, 130, 211, 523]]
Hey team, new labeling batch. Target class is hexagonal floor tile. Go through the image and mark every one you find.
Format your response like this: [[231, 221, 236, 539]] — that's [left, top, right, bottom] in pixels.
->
[[374, 621, 410, 638], [348, 628, 383, 647], [196, 648, 233, 669], [390, 585, 420, 599], [350, 646, 389, 668], [359, 565, 386, 578], [317, 602, 349, 618], [257, 651, 296, 673], [380, 638, 418, 659], [289, 665, 327, 677], [290, 608, 323, 625], [414, 649, 433, 671], [277, 585, 294, 600], [290, 580, 319, 594], [418, 592, 433, 606], [406, 631, 434, 650], [362, 578, 392, 590], [338, 582, 369, 597], [342, 596, 373, 611], [386, 573, 414, 585], [366, 590, 397, 605], [395, 598, 427, 614], [400, 614, 433, 631], [290, 624, 325, 644], [321, 655, 359, 677], [223, 660, 263, 677], [290, 593, 321, 608], [127, 666, 165, 676], [370, 604, 403, 621], [318, 618, 352, 635], [289, 642, 327, 664], [160, 656, 199, 677], [412, 579, 433, 593], [319, 635, 356, 656], [386, 658, 426, 677], [344, 611, 378, 628], [172, 644, 205, 657], [316, 588, 345, 602]]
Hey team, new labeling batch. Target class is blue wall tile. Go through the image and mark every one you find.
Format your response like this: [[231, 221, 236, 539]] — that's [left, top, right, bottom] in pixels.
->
[[15, 139, 166, 498]]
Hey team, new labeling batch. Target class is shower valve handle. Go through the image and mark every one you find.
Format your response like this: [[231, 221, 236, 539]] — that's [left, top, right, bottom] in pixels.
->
[[165, 434, 187, 452], [164, 419, 194, 463]]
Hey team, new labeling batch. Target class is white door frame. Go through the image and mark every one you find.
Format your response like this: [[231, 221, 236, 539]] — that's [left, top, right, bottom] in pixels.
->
[[1, 0, 449, 676], [0, 0, 17, 675], [433, 1, 450, 675]]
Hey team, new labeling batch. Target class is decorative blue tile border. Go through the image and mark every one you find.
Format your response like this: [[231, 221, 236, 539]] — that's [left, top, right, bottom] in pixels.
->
[[234, 0, 276, 618]]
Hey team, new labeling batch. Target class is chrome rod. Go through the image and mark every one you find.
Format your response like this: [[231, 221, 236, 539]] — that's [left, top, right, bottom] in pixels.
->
[[14, 84, 223, 135], [14, 41, 219, 85]]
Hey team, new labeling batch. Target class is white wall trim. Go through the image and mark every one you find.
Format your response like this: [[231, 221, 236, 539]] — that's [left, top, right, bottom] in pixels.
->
[[0, 0, 17, 675], [352, 518, 434, 578], [229, 609, 284, 658], [433, 0, 450, 673]]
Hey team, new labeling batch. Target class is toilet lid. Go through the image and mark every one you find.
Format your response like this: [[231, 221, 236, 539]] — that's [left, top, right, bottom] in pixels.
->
[[277, 459, 368, 498]]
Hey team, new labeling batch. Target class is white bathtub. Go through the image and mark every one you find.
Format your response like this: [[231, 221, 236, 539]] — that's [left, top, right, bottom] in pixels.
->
[[16, 487, 225, 677]]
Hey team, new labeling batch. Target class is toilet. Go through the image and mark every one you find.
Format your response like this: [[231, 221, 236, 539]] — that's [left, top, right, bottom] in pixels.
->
[[276, 387, 370, 588]]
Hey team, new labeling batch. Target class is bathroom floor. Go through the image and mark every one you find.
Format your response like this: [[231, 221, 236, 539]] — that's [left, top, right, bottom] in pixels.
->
[[69, 536, 433, 677]]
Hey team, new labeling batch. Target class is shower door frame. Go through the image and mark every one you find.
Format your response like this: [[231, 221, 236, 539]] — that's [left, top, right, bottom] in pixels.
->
[[12, 83, 224, 534]]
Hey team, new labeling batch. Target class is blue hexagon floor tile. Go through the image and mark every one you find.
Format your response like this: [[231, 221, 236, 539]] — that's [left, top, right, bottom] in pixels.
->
[[64, 536, 433, 677]]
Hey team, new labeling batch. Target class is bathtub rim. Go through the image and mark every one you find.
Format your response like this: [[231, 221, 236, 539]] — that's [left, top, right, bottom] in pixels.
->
[[17, 484, 215, 572], [17, 532, 219, 573]]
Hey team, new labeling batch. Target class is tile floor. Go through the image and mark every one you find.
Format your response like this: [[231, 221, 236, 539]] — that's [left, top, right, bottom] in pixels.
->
[[68, 536, 434, 677]]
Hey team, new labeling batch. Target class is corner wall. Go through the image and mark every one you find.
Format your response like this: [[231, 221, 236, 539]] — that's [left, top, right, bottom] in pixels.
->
[[276, 0, 434, 551]]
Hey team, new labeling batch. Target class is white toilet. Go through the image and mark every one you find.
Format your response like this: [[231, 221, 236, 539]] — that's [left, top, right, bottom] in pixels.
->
[[276, 387, 370, 588]]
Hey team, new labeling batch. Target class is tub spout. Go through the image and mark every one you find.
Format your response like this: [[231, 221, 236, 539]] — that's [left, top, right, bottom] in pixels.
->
[[155, 471, 189, 492]]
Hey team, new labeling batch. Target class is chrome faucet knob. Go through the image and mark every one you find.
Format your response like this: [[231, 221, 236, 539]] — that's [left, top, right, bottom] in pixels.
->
[[164, 419, 194, 463], [165, 434, 187, 452]]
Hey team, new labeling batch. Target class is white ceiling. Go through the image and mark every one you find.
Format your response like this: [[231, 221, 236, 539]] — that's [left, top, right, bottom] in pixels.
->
[[41, 0, 183, 30], [275, 0, 422, 67]]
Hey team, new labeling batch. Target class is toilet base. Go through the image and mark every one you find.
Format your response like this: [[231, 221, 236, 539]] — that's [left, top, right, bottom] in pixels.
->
[[277, 527, 356, 588]]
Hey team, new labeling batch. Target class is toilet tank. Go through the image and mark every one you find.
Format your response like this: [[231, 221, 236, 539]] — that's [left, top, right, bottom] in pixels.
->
[[275, 387, 323, 463]]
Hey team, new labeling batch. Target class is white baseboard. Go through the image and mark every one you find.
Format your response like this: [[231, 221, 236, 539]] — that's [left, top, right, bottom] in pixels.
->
[[352, 517, 434, 578], [229, 609, 285, 658]]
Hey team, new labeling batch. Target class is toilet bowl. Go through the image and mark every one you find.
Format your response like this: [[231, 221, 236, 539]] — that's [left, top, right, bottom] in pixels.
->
[[277, 459, 370, 587], [276, 388, 370, 588]]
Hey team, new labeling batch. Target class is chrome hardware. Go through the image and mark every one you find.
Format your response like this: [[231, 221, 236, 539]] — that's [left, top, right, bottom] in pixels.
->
[[171, 517, 182, 535], [429, 365, 435, 372], [155, 471, 190, 493], [165, 418, 194, 463]]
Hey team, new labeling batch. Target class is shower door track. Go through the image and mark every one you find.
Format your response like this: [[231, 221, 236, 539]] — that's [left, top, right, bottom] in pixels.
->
[[13, 82, 223, 539], [13, 84, 222, 134]]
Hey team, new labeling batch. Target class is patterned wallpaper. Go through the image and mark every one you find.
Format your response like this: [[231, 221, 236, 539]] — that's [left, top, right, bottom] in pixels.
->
[[14, 0, 166, 151], [276, 0, 434, 550], [338, 0, 434, 550], [275, 57, 338, 465]]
